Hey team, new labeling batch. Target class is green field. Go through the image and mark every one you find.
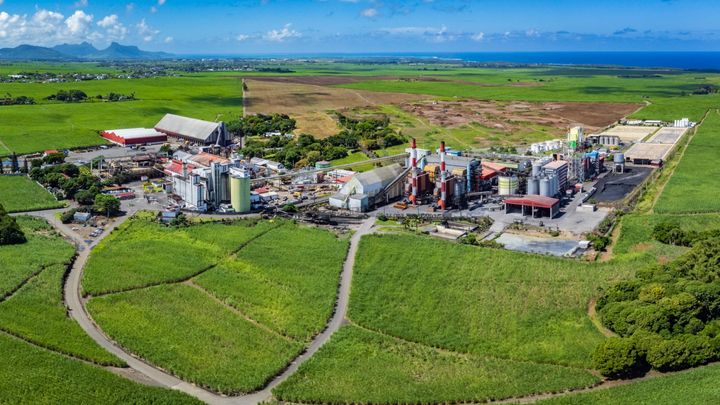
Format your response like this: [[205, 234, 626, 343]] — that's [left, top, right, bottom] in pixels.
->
[[348, 234, 635, 368], [82, 218, 278, 295], [0, 334, 200, 404], [0, 175, 64, 213], [274, 325, 599, 404], [539, 363, 720, 405], [84, 216, 349, 393], [655, 109, 720, 213], [195, 225, 349, 341], [87, 283, 303, 394], [0, 75, 242, 155]]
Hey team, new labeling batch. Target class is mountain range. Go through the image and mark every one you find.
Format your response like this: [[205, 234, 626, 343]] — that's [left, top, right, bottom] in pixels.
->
[[0, 42, 174, 60]]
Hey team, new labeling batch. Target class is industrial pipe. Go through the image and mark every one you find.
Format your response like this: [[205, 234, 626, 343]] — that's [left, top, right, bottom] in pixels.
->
[[440, 141, 447, 210]]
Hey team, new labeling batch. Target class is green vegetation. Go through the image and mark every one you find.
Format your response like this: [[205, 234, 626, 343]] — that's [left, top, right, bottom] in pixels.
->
[[274, 325, 599, 404], [0, 176, 64, 213], [0, 203, 26, 245], [0, 217, 74, 297], [349, 234, 634, 368], [0, 264, 121, 365], [0, 333, 200, 404], [655, 110, 720, 213], [195, 224, 349, 341], [0, 75, 243, 154], [594, 236, 720, 376], [539, 363, 720, 405], [82, 218, 276, 295], [87, 283, 303, 394], [228, 113, 296, 137]]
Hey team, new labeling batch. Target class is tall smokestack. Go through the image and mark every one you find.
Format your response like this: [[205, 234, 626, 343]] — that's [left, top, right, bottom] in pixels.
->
[[440, 141, 447, 211], [410, 138, 418, 205]]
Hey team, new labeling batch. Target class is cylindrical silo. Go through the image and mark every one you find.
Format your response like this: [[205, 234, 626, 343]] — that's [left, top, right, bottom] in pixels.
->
[[527, 177, 539, 195], [230, 172, 251, 213], [532, 161, 542, 177], [539, 177, 550, 197], [498, 175, 518, 196]]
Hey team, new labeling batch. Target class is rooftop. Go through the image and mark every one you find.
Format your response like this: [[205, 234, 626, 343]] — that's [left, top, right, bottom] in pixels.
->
[[505, 195, 560, 209], [155, 114, 220, 142], [102, 128, 165, 140]]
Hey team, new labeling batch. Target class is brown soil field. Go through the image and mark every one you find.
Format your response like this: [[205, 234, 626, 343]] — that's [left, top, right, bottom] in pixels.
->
[[244, 78, 424, 137], [400, 100, 641, 135]]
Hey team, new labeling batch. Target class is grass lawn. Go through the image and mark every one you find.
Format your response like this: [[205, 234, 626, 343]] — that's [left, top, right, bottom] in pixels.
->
[[82, 218, 276, 295], [349, 234, 636, 368], [655, 109, 720, 213], [330, 151, 376, 172], [195, 224, 349, 341], [273, 325, 599, 404], [538, 363, 720, 405], [0, 333, 200, 404], [87, 283, 303, 394], [0, 175, 64, 213]]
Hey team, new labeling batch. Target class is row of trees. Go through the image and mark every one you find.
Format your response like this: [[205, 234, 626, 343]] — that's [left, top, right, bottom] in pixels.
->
[[0, 95, 35, 105], [242, 133, 350, 169], [652, 222, 720, 247], [45, 90, 88, 103], [335, 113, 405, 151], [593, 235, 720, 378]]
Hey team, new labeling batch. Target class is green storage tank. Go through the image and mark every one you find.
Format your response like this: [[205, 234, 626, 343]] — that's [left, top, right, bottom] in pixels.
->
[[230, 173, 251, 213]]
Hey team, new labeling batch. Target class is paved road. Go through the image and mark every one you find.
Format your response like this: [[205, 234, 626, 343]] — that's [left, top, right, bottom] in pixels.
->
[[41, 205, 376, 405]]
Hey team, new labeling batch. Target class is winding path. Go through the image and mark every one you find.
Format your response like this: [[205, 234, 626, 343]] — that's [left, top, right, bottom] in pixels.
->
[[56, 209, 375, 405]]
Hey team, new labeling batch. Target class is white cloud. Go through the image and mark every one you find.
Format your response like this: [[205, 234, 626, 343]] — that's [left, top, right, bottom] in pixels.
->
[[382, 25, 454, 42], [158, 0, 167, 5], [74, 0, 89, 8], [126, 3, 135, 12], [471, 32, 484, 41], [164, 36, 173, 43], [150, 6, 158, 13], [236, 34, 251, 42], [136, 18, 159, 42], [97, 15, 128, 40], [263, 24, 301, 42], [65, 10, 93, 35], [361, 8, 378, 17]]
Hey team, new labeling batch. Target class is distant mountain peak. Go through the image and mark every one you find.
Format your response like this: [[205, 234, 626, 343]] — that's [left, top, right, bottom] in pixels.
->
[[0, 42, 173, 61]]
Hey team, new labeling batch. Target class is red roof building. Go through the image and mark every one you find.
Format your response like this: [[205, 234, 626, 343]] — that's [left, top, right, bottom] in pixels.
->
[[101, 128, 167, 146], [505, 195, 560, 218]]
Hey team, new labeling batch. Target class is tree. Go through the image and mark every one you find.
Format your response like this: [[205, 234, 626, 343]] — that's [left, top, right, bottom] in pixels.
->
[[93, 194, 120, 217], [0, 204, 26, 245], [592, 337, 645, 379], [75, 189, 97, 206]]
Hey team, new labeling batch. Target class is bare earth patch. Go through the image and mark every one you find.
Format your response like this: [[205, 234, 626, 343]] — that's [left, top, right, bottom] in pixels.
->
[[244, 78, 425, 137], [400, 99, 641, 135]]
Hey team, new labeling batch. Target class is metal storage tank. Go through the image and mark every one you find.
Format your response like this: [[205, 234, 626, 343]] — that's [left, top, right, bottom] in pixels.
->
[[614, 153, 625, 163], [230, 172, 251, 213], [424, 164, 440, 182], [498, 175, 519, 196], [539, 177, 551, 197], [527, 177, 539, 195]]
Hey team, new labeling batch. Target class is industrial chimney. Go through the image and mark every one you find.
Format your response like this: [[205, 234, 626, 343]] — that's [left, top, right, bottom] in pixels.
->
[[439, 141, 447, 210], [410, 138, 418, 205]]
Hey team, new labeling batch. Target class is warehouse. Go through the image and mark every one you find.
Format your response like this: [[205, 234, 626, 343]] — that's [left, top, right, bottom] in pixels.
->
[[101, 128, 167, 146], [624, 143, 674, 165], [330, 164, 405, 212], [505, 195, 560, 218], [155, 114, 229, 146]]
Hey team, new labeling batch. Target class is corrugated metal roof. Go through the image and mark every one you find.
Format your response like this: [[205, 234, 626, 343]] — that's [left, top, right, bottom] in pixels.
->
[[505, 195, 559, 209], [155, 114, 219, 142], [543, 160, 568, 170], [103, 128, 165, 140], [354, 163, 404, 189]]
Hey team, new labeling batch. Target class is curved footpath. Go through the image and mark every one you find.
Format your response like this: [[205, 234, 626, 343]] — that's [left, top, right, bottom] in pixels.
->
[[47, 207, 375, 405]]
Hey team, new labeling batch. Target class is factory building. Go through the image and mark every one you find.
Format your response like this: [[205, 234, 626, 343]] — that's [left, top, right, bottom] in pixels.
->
[[329, 163, 405, 212], [567, 126, 584, 150], [155, 114, 229, 146], [530, 139, 563, 154], [543, 160, 569, 192], [587, 134, 620, 147], [164, 152, 243, 212], [101, 128, 167, 146]]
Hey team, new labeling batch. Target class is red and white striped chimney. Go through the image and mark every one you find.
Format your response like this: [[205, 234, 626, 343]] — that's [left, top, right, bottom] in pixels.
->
[[410, 138, 418, 205], [439, 141, 447, 210]]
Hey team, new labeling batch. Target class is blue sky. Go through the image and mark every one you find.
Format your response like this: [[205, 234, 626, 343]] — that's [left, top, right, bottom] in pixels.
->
[[0, 0, 719, 54]]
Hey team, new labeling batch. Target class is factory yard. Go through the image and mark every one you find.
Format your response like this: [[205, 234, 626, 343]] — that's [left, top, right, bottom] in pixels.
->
[[597, 125, 657, 142]]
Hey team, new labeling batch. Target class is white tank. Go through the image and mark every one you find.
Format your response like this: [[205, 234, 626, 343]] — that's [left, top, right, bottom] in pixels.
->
[[498, 175, 519, 196], [539, 177, 551, 197]]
